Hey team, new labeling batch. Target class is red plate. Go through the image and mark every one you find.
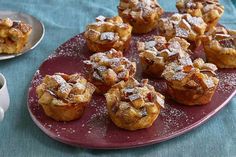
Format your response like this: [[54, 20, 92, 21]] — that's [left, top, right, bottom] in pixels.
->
[[27, 13, 236, 149]]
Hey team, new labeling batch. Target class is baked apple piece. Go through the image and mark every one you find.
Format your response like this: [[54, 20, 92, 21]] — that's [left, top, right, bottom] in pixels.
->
[[84, 15, 132, 52], [138, 36, 191, 78], [36, 73, 96, 121], [105, 77, 165, 130], [162, 58, 219, 105], [118, 0, 164, 34], [0, 18, 32, 54], [84, 49, 136, 93]]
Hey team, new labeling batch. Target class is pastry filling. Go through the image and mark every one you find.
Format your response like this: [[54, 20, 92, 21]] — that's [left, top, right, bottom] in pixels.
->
[[219, 38, 235, 49], [213, 27, 236, 49]]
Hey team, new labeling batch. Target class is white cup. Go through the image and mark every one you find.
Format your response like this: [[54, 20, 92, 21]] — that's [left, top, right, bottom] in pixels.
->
[[0, 73, 10, 122]]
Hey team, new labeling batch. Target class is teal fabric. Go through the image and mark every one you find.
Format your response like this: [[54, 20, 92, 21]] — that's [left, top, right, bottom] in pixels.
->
[[0, 0, 235, 156]]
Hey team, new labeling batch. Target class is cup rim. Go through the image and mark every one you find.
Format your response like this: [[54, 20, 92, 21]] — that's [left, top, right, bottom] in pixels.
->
[[0, 73, 6, 92]]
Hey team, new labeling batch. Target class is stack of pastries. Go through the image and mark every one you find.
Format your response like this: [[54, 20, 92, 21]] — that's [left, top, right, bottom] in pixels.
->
[[36, 0, 234, 131]]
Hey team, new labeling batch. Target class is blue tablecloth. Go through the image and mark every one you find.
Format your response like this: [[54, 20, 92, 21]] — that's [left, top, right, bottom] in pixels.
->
[[0, 0, 235, 156]]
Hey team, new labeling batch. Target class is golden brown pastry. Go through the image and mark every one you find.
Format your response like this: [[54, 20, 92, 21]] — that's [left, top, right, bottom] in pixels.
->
[[202, 26, 236, 68], [162, 57, 219, 105], [118, 0, 164, 34], [0, 18, 32, 54], [105, 77, 165, 130], [138, 36, 190, 78], [176, 0, 224, 32], [84, 15, 132, 52], [158, 13, 207, 49], [84, 49, 136, 93], [36, 73, 96, 121]]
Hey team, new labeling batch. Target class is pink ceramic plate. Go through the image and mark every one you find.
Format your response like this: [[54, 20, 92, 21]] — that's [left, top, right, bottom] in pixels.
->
[[28, 13, 236, 149]]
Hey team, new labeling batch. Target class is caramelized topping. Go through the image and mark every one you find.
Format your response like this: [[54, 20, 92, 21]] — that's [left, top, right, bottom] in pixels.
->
[[176, 0, 224, 23], [138, 36, 190, 65], [0, 18, 32, 54], [118, 0, 163, 19], [0, 18, 32, 37], [162, 58, 218, 90], [0, 18, 13, 27], [84, 49, 136, 86], [36, 73, 96, 105], [106, 78, 165, 117], [158, 13, 207, 41], [84, 15, 132, 44]]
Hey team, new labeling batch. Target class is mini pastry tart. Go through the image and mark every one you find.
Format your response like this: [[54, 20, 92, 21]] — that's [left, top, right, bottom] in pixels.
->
[[158, 13, 207, 49], [84, 49, 136, 93], [176, 0, 224, 32], [118, 0, 164, 34], [162, 58, 219, 105], [36, 73, 96, 121], [105, 78, 165, 130], [0, 18, 32, 54], [202, 26, 236, 68], [137, 36, 191, 78], [84, 15, 132, 52]]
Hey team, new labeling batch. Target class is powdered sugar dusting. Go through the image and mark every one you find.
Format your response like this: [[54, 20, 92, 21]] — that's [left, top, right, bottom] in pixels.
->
[[86, 97, 108, 137], [217, 71, 236, 93], [31, 70, 43, 88], [100, 32, 115, 41], [49, 34, 87, 59], [176, 27, 189, 38], [159, 102, 193, 136], [121, 0, 160, 18], [187, 16, 204, 26], [144, 40, 157, 50], [42, 122, 76, 136], [96, 15, 106, 21]]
